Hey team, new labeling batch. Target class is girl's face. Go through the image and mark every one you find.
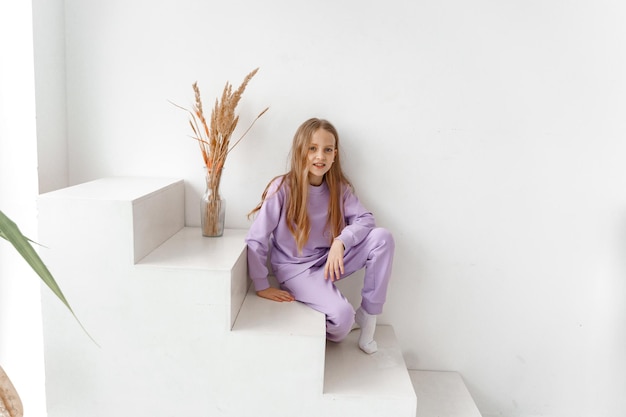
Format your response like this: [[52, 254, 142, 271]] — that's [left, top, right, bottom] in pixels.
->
[[307, 128, 337, 186]]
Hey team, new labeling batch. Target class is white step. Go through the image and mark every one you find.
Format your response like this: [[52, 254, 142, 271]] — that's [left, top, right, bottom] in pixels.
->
[[38, 176, 185, 263], [232, 277, 325, 337], [135, 226, 249, 330], [216, 284, 327, 416], [410, 370, 482, 417], [322, 325, 418, 417]]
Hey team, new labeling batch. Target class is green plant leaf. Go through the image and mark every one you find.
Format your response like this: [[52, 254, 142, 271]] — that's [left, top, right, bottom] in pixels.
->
[[0, 210, 99, 346]]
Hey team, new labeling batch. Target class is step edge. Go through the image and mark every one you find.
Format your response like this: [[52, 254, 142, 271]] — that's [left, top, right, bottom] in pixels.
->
[[323, 324, 417, 402], [231, 282, 326, 338], [135, 227, 248, 270]]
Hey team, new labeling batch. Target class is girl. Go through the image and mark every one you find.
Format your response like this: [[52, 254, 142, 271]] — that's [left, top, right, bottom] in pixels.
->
[[246, 118, 394, 354]]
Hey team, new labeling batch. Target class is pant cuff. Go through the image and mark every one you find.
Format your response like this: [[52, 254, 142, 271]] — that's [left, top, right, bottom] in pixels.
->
[[360, 300, 383, 315]]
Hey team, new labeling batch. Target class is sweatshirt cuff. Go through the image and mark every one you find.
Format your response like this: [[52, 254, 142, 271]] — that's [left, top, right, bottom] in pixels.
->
[[336, 229, 356, 251], [252, 277, 271, 292]]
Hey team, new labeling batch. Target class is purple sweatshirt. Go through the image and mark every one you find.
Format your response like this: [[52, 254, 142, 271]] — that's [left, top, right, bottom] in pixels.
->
[[246, 176, 376, 291]]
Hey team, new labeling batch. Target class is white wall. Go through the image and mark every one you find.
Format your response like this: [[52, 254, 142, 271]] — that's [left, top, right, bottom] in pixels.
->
[[34, 0, 626, 416], [0, 0, 47, 415], [33, 0, 69, 194]]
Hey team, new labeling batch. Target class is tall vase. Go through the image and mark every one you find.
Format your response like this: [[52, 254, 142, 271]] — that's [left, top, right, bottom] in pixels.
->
[[0, 365, 23, 417], [201, 173, 225, 237]]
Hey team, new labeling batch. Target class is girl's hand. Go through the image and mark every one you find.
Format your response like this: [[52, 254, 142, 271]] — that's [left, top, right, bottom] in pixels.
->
[[324, 239, 345, 281], [256, 287, 295, 302]]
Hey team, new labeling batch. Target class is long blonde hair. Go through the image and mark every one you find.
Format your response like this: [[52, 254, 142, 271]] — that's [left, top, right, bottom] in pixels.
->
[[249, 118, 352, 252]]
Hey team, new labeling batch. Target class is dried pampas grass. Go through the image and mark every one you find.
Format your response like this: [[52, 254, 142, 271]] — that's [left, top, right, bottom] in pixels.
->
[[172, 67, 268, 235]]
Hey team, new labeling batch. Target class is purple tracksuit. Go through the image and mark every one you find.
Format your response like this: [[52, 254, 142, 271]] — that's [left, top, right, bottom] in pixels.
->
[[245, 176, 394, 342]]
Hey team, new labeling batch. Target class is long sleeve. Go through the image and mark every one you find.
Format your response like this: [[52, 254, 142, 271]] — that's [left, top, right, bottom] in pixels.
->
[[245, 180, 284, 292], [336, 186, 376, 251]]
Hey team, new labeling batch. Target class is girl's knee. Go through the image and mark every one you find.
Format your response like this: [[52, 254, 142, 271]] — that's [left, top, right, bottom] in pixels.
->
[[326, 302, 355, 342], [371, 227, 395, 250]]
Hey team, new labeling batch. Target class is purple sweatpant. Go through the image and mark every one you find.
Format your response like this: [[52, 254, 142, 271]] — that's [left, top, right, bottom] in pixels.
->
[[279, 227, 395, 342]]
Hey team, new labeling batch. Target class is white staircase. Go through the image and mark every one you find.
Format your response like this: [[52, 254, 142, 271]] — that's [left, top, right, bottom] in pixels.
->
[[37, 177, 418, 417]]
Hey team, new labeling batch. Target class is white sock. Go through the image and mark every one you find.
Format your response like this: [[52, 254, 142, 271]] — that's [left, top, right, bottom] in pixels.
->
[[355, 307, 378, 354]]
